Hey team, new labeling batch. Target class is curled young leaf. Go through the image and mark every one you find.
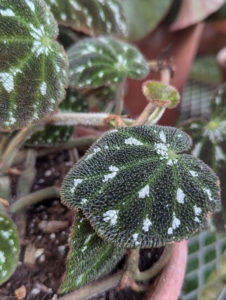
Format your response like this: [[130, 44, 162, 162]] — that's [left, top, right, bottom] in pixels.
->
[[45, 0, 128, 37], [59, 211, 124, 293], [68, 36, 149, 89], [142, 81, 180, 108], [0, 0, 68, 131], [61, 125, 220, 248], [0, 213, 20, 284]]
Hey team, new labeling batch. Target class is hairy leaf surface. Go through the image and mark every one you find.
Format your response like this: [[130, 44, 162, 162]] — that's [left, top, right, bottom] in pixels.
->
[[61, 125, 220, 248], [59, 211, 124, 293], [0, 213, 19, 284], [45, 0, 127, 37], [0, 0, 68, 131], [68, 36, 149, 89]]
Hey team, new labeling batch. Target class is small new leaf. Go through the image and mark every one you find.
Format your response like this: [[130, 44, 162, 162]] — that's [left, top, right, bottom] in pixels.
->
[[45, 0, 127, 37], [0, 0, 68, 131], [68, 36, 149, 89], [142, 81, 180, 108], [0, 213, 20, 284], [61, 125, 220, 248], [59, 211, 124, 293]]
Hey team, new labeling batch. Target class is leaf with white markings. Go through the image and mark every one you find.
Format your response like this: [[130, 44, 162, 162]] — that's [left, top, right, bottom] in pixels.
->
[[180, 84, 226, 225], [61, 125, 220, 248], [59, 211, 124, 293], [45, 0, 127, 37], [0, 0, 68, 131], [26, 89, 88, 146], [68, 36, 149, 89], [0, 213, 20, 284]]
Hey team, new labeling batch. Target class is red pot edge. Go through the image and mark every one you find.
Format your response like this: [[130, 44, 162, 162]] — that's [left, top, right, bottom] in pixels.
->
[[146, 240, 187, 300]]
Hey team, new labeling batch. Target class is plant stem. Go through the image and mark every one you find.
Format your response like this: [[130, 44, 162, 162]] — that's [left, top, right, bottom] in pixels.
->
[[126, 244, 174, 282], [10, 186, 60, 213], [0, 124, 42, 173], [146, 107, 165, 125], [37, 135, 100, 157], [58, 272, 123, 300], [133, 103, 156, 126], [114, 80, 126, 115], [0, 175, 11, 202]]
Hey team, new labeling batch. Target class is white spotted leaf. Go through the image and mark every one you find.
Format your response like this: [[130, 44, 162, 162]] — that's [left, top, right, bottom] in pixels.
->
[[45, 0, 127, 37], [180, 84, 226, 228], [0, 213, 20, 284], [26, 89, 88, 146], [68, 36, 149, 89], [0, 0, 68, 131], [59, 211, 124, 293], [61, 125, 220, 248]]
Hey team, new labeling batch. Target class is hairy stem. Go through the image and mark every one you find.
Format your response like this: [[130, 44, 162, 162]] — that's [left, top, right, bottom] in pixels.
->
[[126, 244, 174, 282], [114, 80, 126, 115], [0, 124, 42, 173], [133, 103, 156, 126], [58, 272, 123, 300], [10, 186, 60, 213]]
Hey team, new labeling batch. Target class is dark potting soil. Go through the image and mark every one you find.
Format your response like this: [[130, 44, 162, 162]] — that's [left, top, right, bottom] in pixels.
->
[[0, 151, 164, 300]]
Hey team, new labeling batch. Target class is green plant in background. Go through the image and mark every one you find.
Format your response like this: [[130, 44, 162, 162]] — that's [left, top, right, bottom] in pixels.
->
[[0, 0, 225, 298]]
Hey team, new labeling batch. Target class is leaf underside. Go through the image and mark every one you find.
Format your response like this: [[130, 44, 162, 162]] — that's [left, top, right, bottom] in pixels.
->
[[0, 0, 68, 131], [59, 211, 124, 293], [68, 36, 149, 89], [61, 125, 220, 248], [45, 0, 128, 37], [26, 89, 88, 146], [0, 213, 20, 284]]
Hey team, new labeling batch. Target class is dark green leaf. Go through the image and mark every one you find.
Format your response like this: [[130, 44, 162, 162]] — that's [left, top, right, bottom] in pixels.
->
[[26, 89, 88, 146], [61, 125, 220, 248], [59, 211, 124, 293], [45, 0, 127, 37], [121, 0, 173, 41], [0, 0, 68, 131], [0, 213, 20, 284], [68, 36, 149, 89]]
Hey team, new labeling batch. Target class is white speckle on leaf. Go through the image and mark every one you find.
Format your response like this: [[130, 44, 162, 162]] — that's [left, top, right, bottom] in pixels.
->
[[132, 233, 140, 246], [194, 217, 200, 223], [70, 179, 83, 193], [191, 142, 203, 157], [85, 147, 101, 160], [1, 230, 10, 239], [215, 146, 225, 161], [168, 227, 173, 234], [103, 166, 119, 182], [81, 246, 87, 253], [193, 205, 202, 215], [103, 210, 118, 225], [177, 188, 185, 204], [60, 13, 67, 21], [190, 171, 198, 177], [138, 185, 149, 199], [190, 123, 199, 129], [0, 9, 15, 16], [204, 188, 213, 201], [142, 217, 152, 232], [0, 251, 6, 263], [154, 143, 168, 159], [40, 82, 47, 96], [159, 131, 166, 143], [215, 95, 221, 105], [25, 0, 35, 11], [0, 73, 14, 93], [124, 137, 143, 146], [76, 66, 85, 73], [81, 199, 87, 205], [98, 71, 104, 78], [172, 212, 180, 229], [30, 24, 52, 57]]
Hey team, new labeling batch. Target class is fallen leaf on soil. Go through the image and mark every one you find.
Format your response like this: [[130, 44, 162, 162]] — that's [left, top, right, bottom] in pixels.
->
[[14, 285, 26, 299]]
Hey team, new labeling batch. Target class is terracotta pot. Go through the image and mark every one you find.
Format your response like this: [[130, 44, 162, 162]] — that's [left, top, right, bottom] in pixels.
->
[[124, 24, 205, 126], [146, 240, 187, 300]]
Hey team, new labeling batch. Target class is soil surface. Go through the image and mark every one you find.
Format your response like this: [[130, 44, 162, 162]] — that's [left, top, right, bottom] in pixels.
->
[[0, 151, 164, 300]]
